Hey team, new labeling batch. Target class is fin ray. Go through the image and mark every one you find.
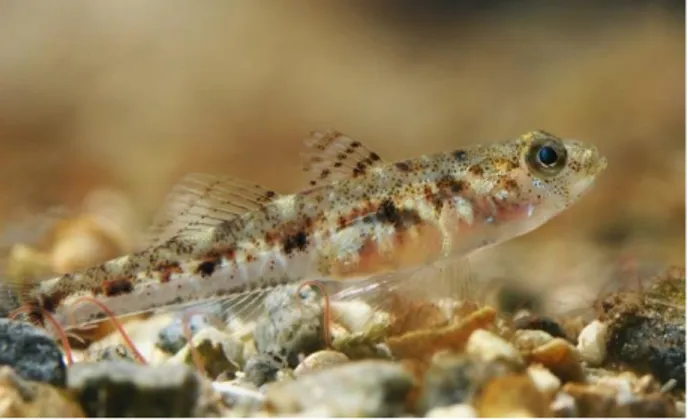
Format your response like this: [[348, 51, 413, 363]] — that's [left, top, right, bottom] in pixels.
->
[[300, 130, 387, 188], [140, 173, 281, 249], [328, 257, 486, 332]]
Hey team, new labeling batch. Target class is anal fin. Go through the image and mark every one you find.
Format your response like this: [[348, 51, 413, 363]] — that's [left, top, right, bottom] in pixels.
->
[[327, 257, 487, 334]]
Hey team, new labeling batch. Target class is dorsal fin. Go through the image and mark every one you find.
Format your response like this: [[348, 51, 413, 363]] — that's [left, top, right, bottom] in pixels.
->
[[300, 130, 387, 189], [140, 173, 281, 249]]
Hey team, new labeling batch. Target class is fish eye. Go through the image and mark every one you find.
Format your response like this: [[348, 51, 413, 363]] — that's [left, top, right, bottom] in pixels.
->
[[538, 146, 558, 166], [526, 138, 567, 177]]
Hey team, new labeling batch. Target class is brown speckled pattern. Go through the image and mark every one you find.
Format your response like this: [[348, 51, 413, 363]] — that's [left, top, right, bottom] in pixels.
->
[[28, 130, 607, 327]]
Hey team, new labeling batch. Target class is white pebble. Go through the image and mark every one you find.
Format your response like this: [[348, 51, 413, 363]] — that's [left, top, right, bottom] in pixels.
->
[[576, 320, 608, 366], [466, 329, 523, 366], [426, 403, 477, 418], [551, 391, 577, 417], [329, 300, 390, 333], [527, 365, 561, 396]]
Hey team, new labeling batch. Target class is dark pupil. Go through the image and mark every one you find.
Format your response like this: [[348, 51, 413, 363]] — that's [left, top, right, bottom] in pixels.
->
[[538, 146, 558, 166]]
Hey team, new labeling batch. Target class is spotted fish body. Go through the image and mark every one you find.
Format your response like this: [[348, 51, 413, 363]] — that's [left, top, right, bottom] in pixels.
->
[[11, 130, 606, 328]]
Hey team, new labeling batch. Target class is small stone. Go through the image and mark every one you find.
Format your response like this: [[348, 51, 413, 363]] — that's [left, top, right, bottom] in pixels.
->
[[0, 319, 66, 386], [0, 366, 84, 417], [550, 390, 577, 417], [527, 365, 561, 397], [563, 382, 677, 417], [475, 373, 551, 417], [511, 329, 555, 354], [387, 306, 496, 362], [577, 320, 608, 366], [294, 350, 349, 377], [513, 313, 569, 339], [212, 381, 265, 414], [597, 266, 685, 389], [252, 284, 327, 367], [90, 344, 136, 362], [466, 328, 523, 366], [425, 403, 477, 417], [264, 360, 414, 417], [156, 303, 224, 354], [170, 326, 245, 379], [530, 338, 585, 383], [242, 353, 285, 387], [157, 313, 211, 354], [67, 361, 221, 417], [82, 313, 171, 364], [330, 300, 380, 334], [418, 352, 518, 413]]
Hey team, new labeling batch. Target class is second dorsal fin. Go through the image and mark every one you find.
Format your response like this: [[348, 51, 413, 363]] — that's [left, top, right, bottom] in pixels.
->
[[300, 130, 387, 189], [140, 173, 281, 249]]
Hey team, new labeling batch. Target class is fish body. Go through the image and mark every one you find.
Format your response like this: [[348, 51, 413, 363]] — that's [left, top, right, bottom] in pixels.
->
[[8, 130, 607, 328]]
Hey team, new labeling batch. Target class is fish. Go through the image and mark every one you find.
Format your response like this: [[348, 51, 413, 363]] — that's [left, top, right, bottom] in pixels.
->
[[1, 129, 607, 331]]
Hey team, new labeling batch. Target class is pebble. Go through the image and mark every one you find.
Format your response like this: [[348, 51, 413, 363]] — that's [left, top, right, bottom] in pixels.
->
[[294, 350, 349, 377], [169, 326, 245, 379], [475, 373, 551, 417], [90, 313, 173, 364], [67, 361, 222, 417], [466, 328, 524, 366], [599, 267, 686, 389], [419, 352, 517, 413], [212, 381, 265, 414], [252, 284, 326, 367], [156, 302, 225, 354], [157, 313, 213, 354], [90, 344, 137, 362], [425, 403, 477, 417], [329, 300, 380, 333], [0, 319, 66, 386], [550, 390, 578, 417], [264, 360, 414, 417], [513, 313, 569, 339], [576, 320, 608, 366], [242, 353, 285, 387], [530, 338, 585, 382], [526, 365, 561, 397], [562, 382, 678, 417], [0, 366, 84, 417], [511, 329, 555, 353]]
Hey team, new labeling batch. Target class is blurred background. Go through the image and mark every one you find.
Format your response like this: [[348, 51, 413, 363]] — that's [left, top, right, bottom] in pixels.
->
[[0, 1, 684, 315]]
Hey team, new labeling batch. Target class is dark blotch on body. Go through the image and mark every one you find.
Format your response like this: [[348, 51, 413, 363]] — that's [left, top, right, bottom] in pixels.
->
[[158, 262, 183, 283], [469, 165, 484, 176], [437, 175, 467, 194], [453, 150, 467, 161], [395, 161, 412, 172], [196, 259, 219, 277], [283, 231, 309, 255], [376, 199, 422, 230], [102, 277, 135, 297]]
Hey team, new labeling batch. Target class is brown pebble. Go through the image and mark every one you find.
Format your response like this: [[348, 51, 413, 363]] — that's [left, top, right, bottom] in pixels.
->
[[476, 374, 551, 417], [530, 338, 585, 383], [0, 367, 84, 417], [563, 382, 678, 417]]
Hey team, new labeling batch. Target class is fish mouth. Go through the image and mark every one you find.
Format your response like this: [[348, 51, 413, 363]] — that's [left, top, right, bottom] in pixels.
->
[[595, 154, 608, 174]]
